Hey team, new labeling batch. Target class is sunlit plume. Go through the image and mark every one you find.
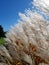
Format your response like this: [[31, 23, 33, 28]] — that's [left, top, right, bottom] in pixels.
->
[[33, 0, 49, 15], [5, 0, 49, 65]]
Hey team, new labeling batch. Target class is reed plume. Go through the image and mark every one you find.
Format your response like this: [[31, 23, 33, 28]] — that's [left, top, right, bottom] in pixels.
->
[[5, 0, 49, 65]]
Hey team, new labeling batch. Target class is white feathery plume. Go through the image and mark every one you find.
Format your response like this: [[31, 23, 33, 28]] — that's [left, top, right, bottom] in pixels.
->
[[33, 0, 49, 15], [5, 0, 49, 65]]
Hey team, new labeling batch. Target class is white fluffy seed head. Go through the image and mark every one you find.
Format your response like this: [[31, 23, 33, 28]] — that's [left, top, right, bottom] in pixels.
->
[[5, 0, 49, 65], [33, 0, 49, 15]]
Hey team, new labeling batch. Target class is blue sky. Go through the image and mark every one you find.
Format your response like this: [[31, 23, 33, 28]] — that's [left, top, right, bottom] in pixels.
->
[[0, 0, 31, 31]]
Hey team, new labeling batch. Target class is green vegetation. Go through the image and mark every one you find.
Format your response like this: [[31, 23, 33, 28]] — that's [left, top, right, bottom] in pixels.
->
[[0, 38, 5, 45], [0, 25, 6, 45], [0, 25, 5, 37]]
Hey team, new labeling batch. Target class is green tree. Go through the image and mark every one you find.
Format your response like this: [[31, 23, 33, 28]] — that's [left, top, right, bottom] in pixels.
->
[[0, 25, 5, 37]]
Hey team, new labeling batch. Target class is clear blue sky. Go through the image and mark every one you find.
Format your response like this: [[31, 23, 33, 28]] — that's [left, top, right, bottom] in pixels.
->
[[0, 0, 31, 31]]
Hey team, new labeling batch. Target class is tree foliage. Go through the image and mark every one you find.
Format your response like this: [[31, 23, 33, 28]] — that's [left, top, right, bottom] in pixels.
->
[[0, 25, 5, 37]]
